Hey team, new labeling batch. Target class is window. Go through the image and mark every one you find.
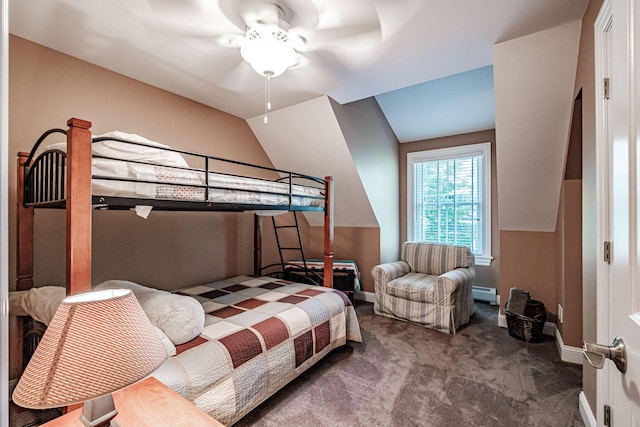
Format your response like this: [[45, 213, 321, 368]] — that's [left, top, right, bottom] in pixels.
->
[[407, 143, 492, 266]]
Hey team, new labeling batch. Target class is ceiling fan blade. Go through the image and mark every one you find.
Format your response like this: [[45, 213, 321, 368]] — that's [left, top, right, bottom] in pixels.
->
[[145, 0, 213, 25], [218, 0, 321, 31], [144, 0, 238, 38], [304, 21, 382, 50], [282, 49, 344, 91], [218, 59, 264, 93], [215, 34, 246, 49]]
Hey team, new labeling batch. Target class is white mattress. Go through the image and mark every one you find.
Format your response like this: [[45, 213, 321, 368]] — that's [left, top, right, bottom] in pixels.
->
[[48, 131, 324, 208]]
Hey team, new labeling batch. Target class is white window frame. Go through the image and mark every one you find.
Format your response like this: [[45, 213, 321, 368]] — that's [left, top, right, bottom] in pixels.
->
[[407, 142, 492, 266]]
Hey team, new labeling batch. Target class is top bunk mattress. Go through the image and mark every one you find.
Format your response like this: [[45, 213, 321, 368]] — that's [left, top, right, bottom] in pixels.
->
[[27, 130, 326, 210]]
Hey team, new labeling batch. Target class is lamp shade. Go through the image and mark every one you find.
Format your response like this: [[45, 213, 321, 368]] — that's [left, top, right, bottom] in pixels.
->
[[12, 289, 167, 409]]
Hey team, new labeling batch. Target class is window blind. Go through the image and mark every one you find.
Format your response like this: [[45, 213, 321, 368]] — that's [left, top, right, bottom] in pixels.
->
[[413, 154, 483, 253]]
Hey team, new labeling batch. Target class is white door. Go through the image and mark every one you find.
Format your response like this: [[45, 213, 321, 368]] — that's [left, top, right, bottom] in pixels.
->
[[592, 0, 640, 424]]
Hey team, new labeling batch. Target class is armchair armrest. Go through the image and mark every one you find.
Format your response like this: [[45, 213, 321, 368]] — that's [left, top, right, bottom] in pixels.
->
[[433, 267, 475, 306], [372, 261, 411, 294]]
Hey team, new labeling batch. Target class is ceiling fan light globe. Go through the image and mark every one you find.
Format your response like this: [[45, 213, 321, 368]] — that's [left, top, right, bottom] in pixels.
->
[[240, 25, 297, 77]]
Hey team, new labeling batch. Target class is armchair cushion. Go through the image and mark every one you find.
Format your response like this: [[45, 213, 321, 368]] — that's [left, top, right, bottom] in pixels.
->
[[402, 242, 472, 275], [387, 273, 436, 303]]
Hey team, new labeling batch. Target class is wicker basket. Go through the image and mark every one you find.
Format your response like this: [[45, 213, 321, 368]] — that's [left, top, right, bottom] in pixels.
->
[[504, 299, 547, 343]]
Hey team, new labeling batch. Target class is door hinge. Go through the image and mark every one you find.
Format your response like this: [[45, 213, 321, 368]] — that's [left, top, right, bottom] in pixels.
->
[[604, 77, 610, 99], [604, 241, 612, 264], [604, 404, 611, 426]]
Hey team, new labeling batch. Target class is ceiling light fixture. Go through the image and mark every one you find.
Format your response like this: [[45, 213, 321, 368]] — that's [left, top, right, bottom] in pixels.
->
[[240, 23, 298, 124]]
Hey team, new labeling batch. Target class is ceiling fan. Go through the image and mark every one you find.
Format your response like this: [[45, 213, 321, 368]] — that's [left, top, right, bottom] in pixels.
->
[[217, 0, 320, 77], [144, 0, 382, 119], [146, 0, 382, 77]]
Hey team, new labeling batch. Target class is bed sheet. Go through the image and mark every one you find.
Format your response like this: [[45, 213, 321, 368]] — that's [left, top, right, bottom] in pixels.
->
[[151, 275, 362, 426], [91, 159, 324, 207]]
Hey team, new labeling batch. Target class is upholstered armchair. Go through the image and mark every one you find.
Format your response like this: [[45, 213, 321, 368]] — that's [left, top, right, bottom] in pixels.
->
[[372, 242, 476, 334]]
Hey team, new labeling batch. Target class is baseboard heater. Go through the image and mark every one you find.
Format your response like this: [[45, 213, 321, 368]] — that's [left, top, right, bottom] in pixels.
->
[[472, 286, 497, 305]]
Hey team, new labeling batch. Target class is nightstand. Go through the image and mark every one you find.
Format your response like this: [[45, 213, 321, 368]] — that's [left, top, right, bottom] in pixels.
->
[[41, 376, 225, 426]]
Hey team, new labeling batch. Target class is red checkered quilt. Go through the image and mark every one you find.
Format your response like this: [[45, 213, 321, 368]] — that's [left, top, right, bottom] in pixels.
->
[[151, 275, 362, 425]]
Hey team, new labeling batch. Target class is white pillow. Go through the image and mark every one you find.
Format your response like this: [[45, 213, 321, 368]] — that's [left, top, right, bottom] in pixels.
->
[[153, 325, 177, 357], [95, 280, 205, 345], [11, 286, 66, 326], [47, 130, 189, 168], [12, 281, 203, 348], [8, 290, 30, 316]]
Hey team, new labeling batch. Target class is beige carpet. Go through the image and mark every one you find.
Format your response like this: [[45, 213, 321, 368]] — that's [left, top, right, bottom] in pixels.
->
[[236, 301, 583, 427], [10, 301, 583, 427]]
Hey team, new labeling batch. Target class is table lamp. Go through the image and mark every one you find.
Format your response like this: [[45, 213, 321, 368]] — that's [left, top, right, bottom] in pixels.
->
[[12, 288, 168, 427]]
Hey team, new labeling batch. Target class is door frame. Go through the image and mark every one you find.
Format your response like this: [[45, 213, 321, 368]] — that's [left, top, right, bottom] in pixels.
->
[[594, 0, 613, 425]]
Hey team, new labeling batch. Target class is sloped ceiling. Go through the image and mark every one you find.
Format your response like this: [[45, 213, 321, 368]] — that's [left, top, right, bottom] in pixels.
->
[[9, 0, 589, 142], [247, 96, 377, 228], [375, 65, 495, 143], [494, 21, 583, 232]]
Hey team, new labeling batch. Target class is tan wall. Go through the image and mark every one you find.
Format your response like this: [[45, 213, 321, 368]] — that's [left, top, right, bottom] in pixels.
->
[[560, 180, 583, 347], [307, 226, 380, 293], [8, 35, 274, 291], [500, 230, 557, 318], [556, 178, 583, 347], [399, 129, 500, 289]]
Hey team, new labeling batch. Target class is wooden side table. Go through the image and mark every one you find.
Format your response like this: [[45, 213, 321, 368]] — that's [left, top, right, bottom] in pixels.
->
[[41, 376, 225, 426]]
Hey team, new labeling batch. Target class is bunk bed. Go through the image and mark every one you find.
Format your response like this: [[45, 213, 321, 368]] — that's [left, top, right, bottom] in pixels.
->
[[13, 118, 361, 426]]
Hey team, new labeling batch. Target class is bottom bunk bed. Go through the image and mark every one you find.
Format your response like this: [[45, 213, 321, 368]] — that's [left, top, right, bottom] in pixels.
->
[[10, 275, 362, 426]]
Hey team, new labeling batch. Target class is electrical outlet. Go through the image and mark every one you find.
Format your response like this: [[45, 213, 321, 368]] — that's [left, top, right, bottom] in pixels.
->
[[558, 304, 564, 323]]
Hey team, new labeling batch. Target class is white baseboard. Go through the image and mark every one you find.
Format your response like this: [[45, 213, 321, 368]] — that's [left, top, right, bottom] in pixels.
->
[[354, 290, 375, 304], [579, 391, 596, 427], [498, 313, 507, 328], [498, 314, 582, 365], [555, 327, 584, 365]]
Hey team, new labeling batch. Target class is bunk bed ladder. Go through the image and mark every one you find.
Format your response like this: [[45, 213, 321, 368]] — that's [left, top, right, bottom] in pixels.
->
[[271, 212, 320, 286], [272, 211, 305, 269]]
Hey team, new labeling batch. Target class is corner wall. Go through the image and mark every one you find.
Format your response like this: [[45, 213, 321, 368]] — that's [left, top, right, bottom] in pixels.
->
[[493, 20, 582, 327], [329, 97, 400, 265], [247, 96, 384, 292]]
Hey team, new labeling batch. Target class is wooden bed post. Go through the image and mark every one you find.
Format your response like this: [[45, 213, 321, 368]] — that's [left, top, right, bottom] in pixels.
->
[[66, 118, 93, 295], [323, 176, 334, 288], [254, 214, 262, 276], [15, 152, 34, 378], [16, 152, 34, 291]]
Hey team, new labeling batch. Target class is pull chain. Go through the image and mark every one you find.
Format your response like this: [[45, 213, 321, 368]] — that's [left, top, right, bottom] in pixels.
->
[[264, 71, 273, 124]]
